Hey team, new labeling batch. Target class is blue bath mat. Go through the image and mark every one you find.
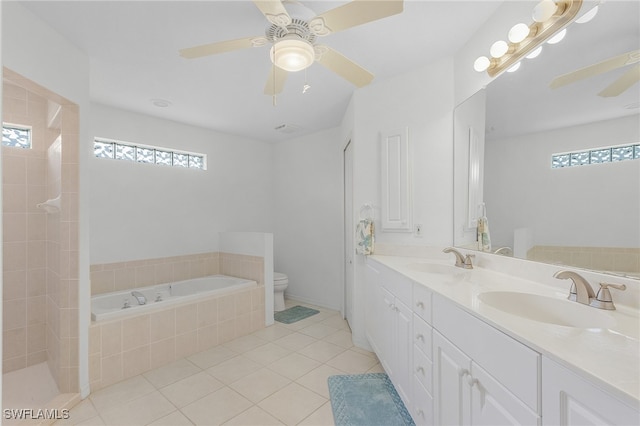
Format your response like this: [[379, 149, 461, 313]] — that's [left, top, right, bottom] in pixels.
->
[[274, 305, 319, 324], [328, 373, 415, 426]]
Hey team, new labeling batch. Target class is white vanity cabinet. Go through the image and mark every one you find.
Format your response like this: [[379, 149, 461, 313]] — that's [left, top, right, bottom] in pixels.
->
[[364, 259, 413, 405], [432, 294, 541, 425], [542, 357, 640, 426]]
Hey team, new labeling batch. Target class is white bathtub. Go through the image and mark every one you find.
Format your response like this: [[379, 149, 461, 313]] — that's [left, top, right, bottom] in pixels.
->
[[91, 275, 257, 322]]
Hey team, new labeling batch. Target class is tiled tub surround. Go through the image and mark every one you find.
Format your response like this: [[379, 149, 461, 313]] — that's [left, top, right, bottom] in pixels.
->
[[528, 245, 640, 275], [3, 70, 81, 394], [89, 283, 265, 391], [90, 252, 265, 295]]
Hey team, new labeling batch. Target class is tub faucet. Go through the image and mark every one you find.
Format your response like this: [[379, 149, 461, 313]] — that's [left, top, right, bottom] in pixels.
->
[[443, 247, 474, 269], [131, 291, 147, 305]]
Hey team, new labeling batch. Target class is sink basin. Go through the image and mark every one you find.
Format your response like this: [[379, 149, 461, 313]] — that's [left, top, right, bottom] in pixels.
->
[[406, 263, 467, 275], [478, 291, 616, 329]]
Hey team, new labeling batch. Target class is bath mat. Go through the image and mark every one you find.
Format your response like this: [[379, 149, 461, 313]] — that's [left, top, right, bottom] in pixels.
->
[[328, 373, 415, 426], [274, 305, 319, 324]]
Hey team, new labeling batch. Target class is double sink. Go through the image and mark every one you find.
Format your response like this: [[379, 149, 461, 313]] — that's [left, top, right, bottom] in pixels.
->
[[404, 260, 635, 335]]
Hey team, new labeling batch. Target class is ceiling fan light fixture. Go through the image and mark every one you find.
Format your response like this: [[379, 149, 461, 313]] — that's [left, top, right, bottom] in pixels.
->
[[270, 36, 315, 72]]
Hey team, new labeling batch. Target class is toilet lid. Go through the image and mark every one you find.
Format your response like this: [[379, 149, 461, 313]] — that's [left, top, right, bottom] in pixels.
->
[[274, 272, 287, 281]]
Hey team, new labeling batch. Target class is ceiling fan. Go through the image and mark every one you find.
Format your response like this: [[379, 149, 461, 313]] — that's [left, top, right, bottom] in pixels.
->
[[179, 0, 404, 95], [549, 49, 640, 97]]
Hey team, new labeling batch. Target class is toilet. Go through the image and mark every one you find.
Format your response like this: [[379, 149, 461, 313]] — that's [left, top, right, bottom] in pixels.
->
[[273, 272, 289, 312]]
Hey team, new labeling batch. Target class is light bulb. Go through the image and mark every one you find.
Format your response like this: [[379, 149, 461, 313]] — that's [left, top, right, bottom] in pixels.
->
[[575, 5, 598, 23], [547, 28, 567, 44], [533, 0, 558, 23], [526, 46, 543, 59], [507, 62, 521, 73], [508, 23, 531, 43], [473, 56, 491, 72], [490, 40, 509, 58]]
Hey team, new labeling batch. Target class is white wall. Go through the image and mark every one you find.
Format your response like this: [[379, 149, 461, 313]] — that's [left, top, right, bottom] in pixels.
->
[[2, 1, 92, 397], [485, 114, 640, 249], [272, 127, 344, 310], [349, 57, 456, 347], [89, 103, 274, 263]]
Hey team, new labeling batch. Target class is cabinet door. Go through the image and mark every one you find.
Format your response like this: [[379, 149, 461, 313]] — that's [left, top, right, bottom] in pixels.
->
[[378, 287, 396, 375], [394, 298, 413, 405], [364, 263, 381, 350], [470, 362, 539, 426], [434, 331, 471, 426], [542, 357, 640, 426]]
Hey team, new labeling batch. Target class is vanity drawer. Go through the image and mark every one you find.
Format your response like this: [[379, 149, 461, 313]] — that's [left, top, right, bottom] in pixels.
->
[[413, 345, 433, 393], [412, 379, 434, 426], [413, 283, 433, 324], [378, 263, 412, 306], [413, 314, 432, 358], [433, 294, 540, 413]]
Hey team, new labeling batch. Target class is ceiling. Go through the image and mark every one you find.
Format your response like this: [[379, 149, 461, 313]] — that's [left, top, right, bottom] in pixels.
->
[[19, 0, 503, 142], [485, 0, 640, 140]]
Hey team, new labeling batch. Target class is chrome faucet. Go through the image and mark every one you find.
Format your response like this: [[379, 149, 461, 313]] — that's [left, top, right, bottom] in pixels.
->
[[131, 291, 147, 305], [443, 247, 474, 269], [553, 270, 626, 310]]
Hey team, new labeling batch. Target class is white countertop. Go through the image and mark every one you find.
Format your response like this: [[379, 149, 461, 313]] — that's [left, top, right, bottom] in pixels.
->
[[369, 254, 640, 408]]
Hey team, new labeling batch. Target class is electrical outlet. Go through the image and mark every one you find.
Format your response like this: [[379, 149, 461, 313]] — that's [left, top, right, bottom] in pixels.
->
[[415, 224, 423, 237]]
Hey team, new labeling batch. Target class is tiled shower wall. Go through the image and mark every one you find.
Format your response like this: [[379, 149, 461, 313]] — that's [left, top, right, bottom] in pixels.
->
[[2, 69, 80, 393], [2, 84, 51, 373]]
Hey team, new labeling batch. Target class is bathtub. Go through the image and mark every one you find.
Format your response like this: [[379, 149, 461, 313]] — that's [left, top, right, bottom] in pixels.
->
[[91, 274, 257, 322]]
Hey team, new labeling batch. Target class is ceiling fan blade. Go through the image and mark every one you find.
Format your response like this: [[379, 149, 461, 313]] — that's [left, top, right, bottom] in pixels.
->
[[315, 45, 374, 88], [253, 0, 291, 27], [549, 49, 640, 89], [264, 65, 288, 95], [598, 64, 640, 97], [179, 36, 266, 59], [310, 0, 403, 36]]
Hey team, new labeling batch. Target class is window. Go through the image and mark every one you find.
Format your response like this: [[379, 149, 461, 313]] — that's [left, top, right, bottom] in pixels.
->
[[551, 143, 640, 169], [2, 124, 32, 149], [94, 138, 206, 170]]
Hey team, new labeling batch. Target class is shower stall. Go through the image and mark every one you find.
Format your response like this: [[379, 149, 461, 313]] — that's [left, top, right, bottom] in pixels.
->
[[2, 69, 80, 413]]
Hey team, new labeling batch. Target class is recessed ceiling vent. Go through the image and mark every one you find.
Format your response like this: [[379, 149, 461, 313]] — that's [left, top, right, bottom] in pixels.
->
[[274, 124, 302, 134]]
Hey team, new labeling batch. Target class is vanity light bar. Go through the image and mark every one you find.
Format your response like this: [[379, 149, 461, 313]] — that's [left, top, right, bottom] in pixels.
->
[[551, 143, 640, 168], [476, 0, 583, 77]]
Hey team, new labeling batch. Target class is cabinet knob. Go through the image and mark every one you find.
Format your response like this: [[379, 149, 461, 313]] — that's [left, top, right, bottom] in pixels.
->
[[466, 375, 478, 388], [415, 408, 424, 417], [457, 368, 469, 378], [415, 301, 424, 308], [416, 366, 424, 374], [416, 334, 424, 341]]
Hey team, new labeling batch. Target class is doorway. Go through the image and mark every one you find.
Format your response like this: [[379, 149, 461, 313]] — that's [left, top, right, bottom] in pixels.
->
[[343, 140, 354, 328]]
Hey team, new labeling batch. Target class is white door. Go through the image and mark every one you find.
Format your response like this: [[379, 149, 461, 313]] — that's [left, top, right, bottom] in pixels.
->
[[343, 140, 354, 327], [433, 331, 472, 426]]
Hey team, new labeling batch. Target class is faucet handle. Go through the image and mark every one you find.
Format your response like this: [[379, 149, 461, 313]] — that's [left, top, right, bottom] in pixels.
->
[[591, 282, 626, 310], [463, 254, 475, 269], [596, 283, 626, 302]]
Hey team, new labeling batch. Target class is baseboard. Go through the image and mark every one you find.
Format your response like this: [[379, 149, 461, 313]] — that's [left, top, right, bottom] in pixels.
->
[[284, 293, 342, 313]]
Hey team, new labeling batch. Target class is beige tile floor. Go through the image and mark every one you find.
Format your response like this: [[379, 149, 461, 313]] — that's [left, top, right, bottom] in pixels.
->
[[56, 300, 382, 425]]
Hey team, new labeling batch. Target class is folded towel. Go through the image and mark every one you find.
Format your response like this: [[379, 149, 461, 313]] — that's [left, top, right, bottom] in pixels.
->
[[356, 219, 375, 255]]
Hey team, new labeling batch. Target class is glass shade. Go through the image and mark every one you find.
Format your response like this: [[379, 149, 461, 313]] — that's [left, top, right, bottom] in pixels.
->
[[270, 37, 315, 72]]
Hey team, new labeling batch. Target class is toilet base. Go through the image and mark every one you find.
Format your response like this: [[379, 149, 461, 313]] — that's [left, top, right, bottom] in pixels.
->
[[274, 289, 286, 312]]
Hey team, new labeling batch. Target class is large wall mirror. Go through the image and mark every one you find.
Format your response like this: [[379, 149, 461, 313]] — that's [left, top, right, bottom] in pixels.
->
[[454, 1, 640, 278]]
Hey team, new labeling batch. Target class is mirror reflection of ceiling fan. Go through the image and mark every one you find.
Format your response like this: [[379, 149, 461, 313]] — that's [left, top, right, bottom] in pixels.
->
[[179, 0, 404, 95], [549, 49, 640, 97]]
